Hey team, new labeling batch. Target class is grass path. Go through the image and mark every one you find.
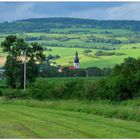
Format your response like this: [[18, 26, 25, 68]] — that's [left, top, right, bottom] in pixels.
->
[[0, 104, 140, 138]]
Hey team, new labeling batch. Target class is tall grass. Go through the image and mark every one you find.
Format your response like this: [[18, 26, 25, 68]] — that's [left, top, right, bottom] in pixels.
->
[[1, 99, 140, 122]]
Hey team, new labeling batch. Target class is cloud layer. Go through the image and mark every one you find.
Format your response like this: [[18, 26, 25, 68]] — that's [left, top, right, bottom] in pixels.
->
[[0, 2, 140, 22]]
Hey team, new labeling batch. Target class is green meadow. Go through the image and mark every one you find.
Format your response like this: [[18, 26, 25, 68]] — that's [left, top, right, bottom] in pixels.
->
[[43, 47, 140, 68], [0, 99, 140, 138], [50, 27, 134, 35], [1, 42, 140, 68]]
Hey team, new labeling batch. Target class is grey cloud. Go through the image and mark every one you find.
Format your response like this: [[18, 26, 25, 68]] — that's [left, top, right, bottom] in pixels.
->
[[70, 2, 140, 20], [0, 2, 140, 22]]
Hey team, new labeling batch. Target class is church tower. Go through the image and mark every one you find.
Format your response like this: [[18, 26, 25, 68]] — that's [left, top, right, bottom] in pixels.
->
[[74, 51, 80, 69]]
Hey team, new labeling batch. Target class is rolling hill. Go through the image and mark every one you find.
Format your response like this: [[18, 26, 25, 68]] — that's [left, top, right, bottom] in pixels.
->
[[0, 17, 140, 68]]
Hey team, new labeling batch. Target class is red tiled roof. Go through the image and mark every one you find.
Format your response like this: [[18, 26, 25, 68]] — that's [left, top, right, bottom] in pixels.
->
[[68, 66, 76, 70], [58, 66, 76, 72]]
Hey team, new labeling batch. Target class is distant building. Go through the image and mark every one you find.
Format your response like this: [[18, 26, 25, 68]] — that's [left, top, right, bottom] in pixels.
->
[[58, 51, 80, 72], [74, 51, 80, 69], [68, 66, 76, 70]]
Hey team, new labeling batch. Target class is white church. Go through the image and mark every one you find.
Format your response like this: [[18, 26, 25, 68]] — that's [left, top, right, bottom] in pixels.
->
[[58, 51, 80, 72]]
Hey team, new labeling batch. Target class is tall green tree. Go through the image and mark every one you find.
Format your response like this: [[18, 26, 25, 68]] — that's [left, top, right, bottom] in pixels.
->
[[1, 35, 46, 88]]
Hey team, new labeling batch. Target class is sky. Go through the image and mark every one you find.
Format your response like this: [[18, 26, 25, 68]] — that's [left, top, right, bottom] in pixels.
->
[[0, 2, 140, 22]]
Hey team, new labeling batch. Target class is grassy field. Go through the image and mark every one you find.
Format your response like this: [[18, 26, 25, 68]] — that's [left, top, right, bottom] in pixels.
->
[[50, 28, 134, 35], [0, 99, 140, 138], [1, 46, 140, 68], [44, 47, 140, 68]]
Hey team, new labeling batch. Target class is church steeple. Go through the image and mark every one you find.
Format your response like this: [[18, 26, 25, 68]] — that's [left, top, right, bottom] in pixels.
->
[[74, 51, 80, 69]]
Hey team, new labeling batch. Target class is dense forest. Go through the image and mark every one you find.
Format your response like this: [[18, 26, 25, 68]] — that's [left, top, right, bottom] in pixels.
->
[[0, 18, 140, 33]]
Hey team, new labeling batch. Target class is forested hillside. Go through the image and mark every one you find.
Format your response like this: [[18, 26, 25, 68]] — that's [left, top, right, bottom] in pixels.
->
[[0, 18, 140, 33]]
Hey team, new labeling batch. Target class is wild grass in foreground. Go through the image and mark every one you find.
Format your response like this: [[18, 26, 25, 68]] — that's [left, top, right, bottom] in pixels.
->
[[0, 99, 140, 138], [1, 99, 140, 122]]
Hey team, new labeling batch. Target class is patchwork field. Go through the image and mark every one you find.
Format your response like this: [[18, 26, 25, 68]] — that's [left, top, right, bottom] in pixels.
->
[[1, 18, 140, 68]]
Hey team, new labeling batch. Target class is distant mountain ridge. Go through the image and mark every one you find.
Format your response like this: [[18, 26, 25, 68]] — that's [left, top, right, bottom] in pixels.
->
[[0, 17, 140, 33]]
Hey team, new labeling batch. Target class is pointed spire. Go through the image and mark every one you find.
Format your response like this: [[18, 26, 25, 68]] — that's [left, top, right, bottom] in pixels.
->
[[76, 50, 78, 55], [74, 50, 79, 63], [74, 50, 80, 69]]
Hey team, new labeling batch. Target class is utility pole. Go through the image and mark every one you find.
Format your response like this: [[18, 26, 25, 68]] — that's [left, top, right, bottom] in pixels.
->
[[24, 49, 27, 91]]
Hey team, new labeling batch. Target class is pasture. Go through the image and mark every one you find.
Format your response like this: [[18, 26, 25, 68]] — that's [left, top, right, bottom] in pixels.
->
[[0, 99, 140, 138], [44, 47, 140, 68], [50, 28, 134, 35], [1, 46, 140, 68]]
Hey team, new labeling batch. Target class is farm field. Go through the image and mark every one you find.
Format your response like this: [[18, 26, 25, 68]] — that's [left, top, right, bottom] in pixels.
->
[[0, 99, 140, 138], [44, 47, 140, 68], [1, 46, 140, 68]]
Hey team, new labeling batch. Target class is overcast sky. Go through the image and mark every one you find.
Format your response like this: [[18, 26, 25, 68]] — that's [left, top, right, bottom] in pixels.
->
[[0, 2, 140, 22]]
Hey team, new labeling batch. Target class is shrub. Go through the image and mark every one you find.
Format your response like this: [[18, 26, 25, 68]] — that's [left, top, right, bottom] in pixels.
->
[[97, 57, 140, 101], [2, 89, 29, 99], [28, 78, 67, 100], [28, 79, 50, 100], [28, 78, 96, 100], [0, 89, 2, 96]]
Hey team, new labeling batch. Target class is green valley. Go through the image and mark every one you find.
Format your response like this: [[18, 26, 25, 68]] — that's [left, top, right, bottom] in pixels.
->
[[1, 18, 140, 68]]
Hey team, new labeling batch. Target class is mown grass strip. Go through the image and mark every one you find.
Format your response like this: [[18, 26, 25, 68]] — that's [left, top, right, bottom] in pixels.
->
[[0, 99, 140, 122], [0, 103, 140, 138]]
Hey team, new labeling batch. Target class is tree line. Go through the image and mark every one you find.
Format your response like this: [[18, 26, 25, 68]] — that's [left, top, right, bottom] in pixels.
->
[[1, 18, 140, 33]]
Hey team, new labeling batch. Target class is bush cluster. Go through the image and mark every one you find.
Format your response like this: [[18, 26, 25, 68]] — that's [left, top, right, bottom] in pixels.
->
[[2, 89, 29, 99], [1, 57, 140, 101], [24, 57, 140, 101], [100, 57, 140, 101], [28, 78, 92, 100]]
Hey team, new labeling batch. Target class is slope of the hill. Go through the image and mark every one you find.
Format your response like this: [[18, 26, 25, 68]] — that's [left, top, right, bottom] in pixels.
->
[[0, 17, 140, 33]]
